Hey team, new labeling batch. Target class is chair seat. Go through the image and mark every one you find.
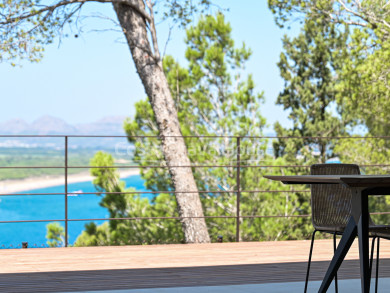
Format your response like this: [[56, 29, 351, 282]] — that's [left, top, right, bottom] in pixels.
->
[[316, 224, 390, 239], [315, 226, 345, 234], [369, 225, 390, 239]]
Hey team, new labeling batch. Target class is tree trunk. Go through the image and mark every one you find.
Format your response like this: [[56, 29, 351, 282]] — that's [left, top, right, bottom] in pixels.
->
[[113, 1, 210, 243]]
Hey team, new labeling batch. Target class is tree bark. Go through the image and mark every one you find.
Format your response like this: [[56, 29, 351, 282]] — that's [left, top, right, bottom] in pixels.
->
[[113, 0, 210, 243]]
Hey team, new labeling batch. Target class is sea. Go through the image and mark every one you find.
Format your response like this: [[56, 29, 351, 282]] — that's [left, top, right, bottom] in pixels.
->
[[0, 175, 149, 248]]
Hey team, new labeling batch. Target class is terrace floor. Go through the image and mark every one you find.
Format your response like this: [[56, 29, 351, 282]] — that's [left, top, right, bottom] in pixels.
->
[[2, 240, 390, 292]]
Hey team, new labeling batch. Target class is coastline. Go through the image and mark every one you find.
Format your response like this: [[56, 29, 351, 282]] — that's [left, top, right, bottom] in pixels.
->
[[0, 169, 140, 194]]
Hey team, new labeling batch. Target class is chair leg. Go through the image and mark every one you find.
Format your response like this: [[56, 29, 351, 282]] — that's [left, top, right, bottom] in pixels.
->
[[305, 230, 317, 293], [333, 233, 338, 293], [375, 238, 380, 293]]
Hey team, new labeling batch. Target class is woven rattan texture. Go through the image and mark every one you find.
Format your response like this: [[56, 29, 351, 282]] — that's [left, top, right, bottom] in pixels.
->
[[310, 164, 360, 232]]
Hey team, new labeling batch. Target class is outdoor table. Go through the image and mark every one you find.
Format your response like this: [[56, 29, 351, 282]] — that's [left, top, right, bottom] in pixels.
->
[[263, 174, 390, 293]]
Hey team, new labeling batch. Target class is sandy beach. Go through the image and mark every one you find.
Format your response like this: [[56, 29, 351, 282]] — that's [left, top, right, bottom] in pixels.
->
[[0, 169, 140, 194]]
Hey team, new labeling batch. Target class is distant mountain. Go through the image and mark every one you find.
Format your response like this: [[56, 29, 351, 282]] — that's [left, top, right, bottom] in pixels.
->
[[0, 118, 29, 134], [0, 115, 127, 135], [76, 116, 127, 135], [0, 115, 129, 149], [30, 116, 77, 135]]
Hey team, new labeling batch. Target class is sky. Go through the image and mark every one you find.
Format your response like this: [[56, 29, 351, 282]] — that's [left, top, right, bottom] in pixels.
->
[[0, 0, 296, 132]]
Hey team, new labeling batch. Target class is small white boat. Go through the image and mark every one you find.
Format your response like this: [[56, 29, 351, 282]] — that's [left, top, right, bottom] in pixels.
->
[[67, 190, 83, 197]]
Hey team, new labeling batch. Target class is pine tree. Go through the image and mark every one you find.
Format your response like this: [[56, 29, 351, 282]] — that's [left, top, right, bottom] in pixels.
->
[[273, 14, 349, 164]]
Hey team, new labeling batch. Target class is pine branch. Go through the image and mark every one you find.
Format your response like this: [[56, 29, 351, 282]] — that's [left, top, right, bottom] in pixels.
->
[[145, 0, 161, 64], [0, 0, 151, 25]]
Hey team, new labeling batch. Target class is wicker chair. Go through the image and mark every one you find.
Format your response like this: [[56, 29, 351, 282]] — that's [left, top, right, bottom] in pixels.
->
[[305, 163, 390, 293], [304, 163, 360, 293]]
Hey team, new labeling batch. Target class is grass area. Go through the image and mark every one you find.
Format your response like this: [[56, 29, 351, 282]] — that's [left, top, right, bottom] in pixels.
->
[[0, 147, 134, 180]]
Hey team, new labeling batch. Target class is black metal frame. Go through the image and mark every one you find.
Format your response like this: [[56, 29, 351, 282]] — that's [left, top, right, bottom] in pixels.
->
[[316, 186, 389, 293], [264, 174, 390, 293], [306, 232, 382, 293], [304, 230, 341, 293]]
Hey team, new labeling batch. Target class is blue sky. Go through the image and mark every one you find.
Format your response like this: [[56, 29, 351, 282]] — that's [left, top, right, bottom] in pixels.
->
[[0, 0, 296, 131]]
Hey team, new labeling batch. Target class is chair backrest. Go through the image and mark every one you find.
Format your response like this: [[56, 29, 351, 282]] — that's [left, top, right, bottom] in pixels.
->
[[310, 163, 360, 232]]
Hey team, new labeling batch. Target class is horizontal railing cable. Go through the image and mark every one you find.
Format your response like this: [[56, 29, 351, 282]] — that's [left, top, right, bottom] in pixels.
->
[[0, 190, 311, 196], [3, 164, 390, 169], [2, 134, 390, 139], [0, 214, 311, 224]]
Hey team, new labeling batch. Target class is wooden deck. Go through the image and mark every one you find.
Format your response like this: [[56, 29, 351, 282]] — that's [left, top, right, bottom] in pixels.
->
[[1, 240, 390, 292]]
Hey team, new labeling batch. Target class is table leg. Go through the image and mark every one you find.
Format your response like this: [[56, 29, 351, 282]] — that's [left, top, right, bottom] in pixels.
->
[[356, 189, 370, 292], [318, 217, 357, 292]]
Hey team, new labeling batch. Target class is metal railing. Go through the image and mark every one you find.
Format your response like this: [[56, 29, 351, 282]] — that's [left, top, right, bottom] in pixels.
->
[[1, 134, 390, 247]]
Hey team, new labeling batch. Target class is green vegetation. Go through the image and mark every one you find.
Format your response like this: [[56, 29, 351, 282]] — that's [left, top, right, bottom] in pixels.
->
[[273, 12, 349, 164], [75, 151, 183, 246], [268, 0, 390, 136], [0, 147, 133, 181], [0, 147, 88, 180], [268, 0, 390, 225], [46, 222, 65, 247]]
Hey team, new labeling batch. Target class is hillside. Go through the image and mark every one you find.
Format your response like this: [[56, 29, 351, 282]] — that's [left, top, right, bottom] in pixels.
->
[[0, 115, 127, 135]]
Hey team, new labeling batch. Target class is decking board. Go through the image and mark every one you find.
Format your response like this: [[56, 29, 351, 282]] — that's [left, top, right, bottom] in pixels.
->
[[1, 240, 390, 292]]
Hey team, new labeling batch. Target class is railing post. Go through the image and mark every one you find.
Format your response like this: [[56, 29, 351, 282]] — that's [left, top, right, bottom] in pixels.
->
[[236, 136, 241, 242], [65, 136, 68, 247]]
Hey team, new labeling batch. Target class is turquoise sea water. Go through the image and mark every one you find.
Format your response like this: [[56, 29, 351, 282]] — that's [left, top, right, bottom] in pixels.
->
[[0, 175, 147, 248]]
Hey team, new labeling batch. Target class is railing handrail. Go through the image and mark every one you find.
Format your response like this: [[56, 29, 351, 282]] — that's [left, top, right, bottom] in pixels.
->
[[1, 134, 390, 139]]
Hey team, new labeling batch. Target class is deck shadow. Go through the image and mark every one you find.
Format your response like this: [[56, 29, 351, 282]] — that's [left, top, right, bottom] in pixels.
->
[[1, 259, 390, 292]]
